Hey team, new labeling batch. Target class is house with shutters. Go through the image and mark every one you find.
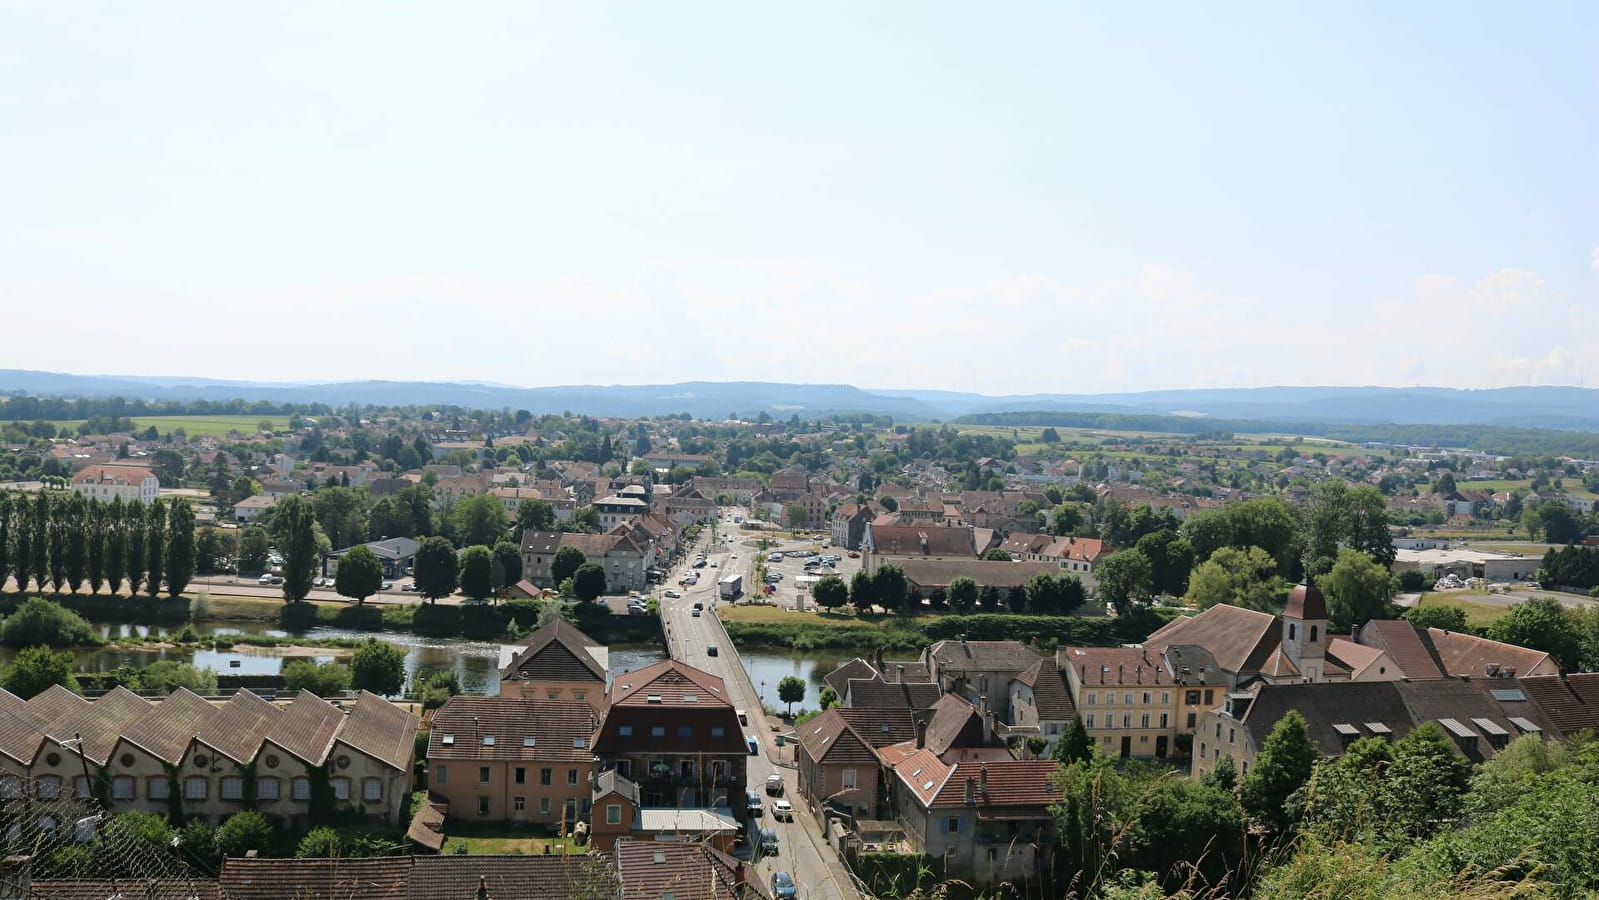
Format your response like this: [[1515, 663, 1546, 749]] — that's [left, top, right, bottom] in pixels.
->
[[426, 696, 600, 827], [70, 465, 159, 504], [795, 708, 919, 820]]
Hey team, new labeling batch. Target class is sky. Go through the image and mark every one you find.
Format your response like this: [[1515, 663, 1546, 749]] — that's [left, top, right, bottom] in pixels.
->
[[2, 1, 1596, 395]]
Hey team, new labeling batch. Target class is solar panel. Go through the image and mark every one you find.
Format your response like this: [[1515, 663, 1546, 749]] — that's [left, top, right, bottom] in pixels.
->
[[1490, 689, 1526, 702], [1471, 717, 1509, 736], [1438, 717, 1475, 739], [1508, 717, 1543, 733], [1364, 722, 1392, 735], [1333, 723, 1360, 736]]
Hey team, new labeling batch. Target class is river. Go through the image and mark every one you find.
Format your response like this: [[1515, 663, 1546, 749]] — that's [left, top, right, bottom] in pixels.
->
[[737, 647, 858, 716]]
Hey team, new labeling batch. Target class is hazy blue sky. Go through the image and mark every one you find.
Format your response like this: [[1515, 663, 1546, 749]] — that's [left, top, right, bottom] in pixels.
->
[[3, 2, 1595, 394]]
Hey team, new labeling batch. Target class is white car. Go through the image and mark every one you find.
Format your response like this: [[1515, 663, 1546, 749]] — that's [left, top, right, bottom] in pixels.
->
[[770, 799, 794, 821], [664, 589, 682, 599]]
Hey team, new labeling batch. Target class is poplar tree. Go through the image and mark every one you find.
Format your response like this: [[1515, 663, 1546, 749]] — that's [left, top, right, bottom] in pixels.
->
[[125, 500, 147, 597], [48, 494, 69, 593], [64, 493, 87, 593], [0, 493, 11, 592], [165, 498, 196, 598], [273, 495, 319, 603], [145, 498, 166, 598], [104, 497, 126, 595], [10, 494, 30, 593], [29, 492, 49, 592], [86, 499, 106, 594]]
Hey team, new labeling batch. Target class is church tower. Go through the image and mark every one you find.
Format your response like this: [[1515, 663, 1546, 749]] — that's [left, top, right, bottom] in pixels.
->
[[1282, 582, 1328, 682]]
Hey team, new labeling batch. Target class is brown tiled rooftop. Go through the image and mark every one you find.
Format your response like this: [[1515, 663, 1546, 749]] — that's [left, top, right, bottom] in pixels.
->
[[429, 696, 597, 762]]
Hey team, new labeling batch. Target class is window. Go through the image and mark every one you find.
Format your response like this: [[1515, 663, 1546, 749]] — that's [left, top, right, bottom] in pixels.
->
[[478, 797, 490, 816], [482, 734, 496, 746], [842, 769, 857, 790], [1159, 713, 1169, 729], [1123, 692, 1134, 705], [606, 803, 622, 825], [945, 816, 961, 834], [677, 726, 692, 738], [1216, 722, 1222, 739], [547, 691, 559, 700], [435, 765, 448, 786], [539, 797, 552, 815], [1229, 727, 1236, 744], [184, 777, 208, 800], [147, 777, 170, 800], [332, 778, 351, 801], [1309, 625, 1318, 643], [574, 692, 585, 701], [711, 727, 725, 738], [1085, 713, 1095, 729], [1204, 689, 1214, 704], [1185, 690, 1200, 705], [1161, 692, 1170, 705], [112, 776, 135, 801], [1086, 692, 1096, 705], [292, 778, 312, 801], [618, 726, 633, 737], [257, 778, 280, 801], [0, 777, 19, 799], [522, 736, 536, 748], [513, 796, 525, 812], [540, 768, 552, 786], [1122, 714, 1131, 729], [74, 775, 92, 798], [515, 767, 526, 785], [36, 776, 61, 799], [478, 767, 491, 786], [1186, 713, 1196, 729], [1288, 623, 1297, 641], [1142, 692, 1151, 704], [221, 777, 244, 801], [363, 779, 382, 802], [567, 769, 579, 786], [1199, 743, 1207, 760], [1140, 713, 1150, 729], [650, 726, 666, 737]]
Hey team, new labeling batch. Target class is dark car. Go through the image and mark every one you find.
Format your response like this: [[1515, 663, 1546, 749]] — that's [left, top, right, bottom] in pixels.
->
[[771, 871, 797, 900], [746, 791, 763, 816], [746, 736, 759, 755], [759, 828, 779, 856]]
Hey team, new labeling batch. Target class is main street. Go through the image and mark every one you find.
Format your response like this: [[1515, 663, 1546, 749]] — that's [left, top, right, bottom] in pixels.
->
[[657, 511, 864, 900]]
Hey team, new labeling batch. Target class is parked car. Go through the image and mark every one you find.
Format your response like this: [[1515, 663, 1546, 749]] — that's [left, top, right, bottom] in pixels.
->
[[848, 551, 860, 558], [401, 583, 418, 592], [759, 828, 779, 855], [771, 872, 797, 899], [381, 582, 393, 590], [664, 589, 682, 598], [765, 774, 784, 796], [746, 736, 758, 755], [747, 791, 763, 816], [770, 799, 794, 822], [257, 574, 275, 585]]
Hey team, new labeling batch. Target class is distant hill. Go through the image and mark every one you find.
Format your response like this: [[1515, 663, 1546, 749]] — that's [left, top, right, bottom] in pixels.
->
[[0, 369, 1594, 431]]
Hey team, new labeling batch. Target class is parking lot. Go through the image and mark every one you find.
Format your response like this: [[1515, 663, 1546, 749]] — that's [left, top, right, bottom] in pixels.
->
[[742, 534, 863, 611]]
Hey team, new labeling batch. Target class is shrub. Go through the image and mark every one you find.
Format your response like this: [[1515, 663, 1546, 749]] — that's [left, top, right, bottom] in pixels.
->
[[1, 597, 97, 648], [282, 660, 352, 696]]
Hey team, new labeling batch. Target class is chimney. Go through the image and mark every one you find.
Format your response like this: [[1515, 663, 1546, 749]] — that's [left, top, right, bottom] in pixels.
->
[[1136, 666, 1142, 684], [476, 876, 490, 900], [915, 719, 927, 750], [979, 763, 989, 796], [1350, 623, 1361, 644], [1117, 665, 1124, 684]]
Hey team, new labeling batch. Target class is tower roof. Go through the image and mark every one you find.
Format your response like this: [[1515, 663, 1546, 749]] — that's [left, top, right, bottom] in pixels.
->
[[1284, 583, 1327, 620]]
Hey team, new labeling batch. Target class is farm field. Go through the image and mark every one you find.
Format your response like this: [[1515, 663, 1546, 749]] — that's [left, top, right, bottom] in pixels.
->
[[39, 415, 289, 437]]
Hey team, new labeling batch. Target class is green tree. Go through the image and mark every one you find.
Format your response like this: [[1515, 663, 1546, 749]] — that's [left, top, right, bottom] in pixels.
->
[[812, 574, 848, 610], [1050, 503, 1085, 536], [568, 506, 602, 533], [237, 526, 271, 573], [1026, 571, 1087, 616], [849, 569, 875, 612], [0, 495, 10, 595], [135, 659, 219, 694], [1096, 549, 1154, 615], [1, 597, 95, 647], [1522, 501, 1581, 544], [272, 494, 320, 602], [9, 492, 31, 593], [333, 544, 384, 605], [948, 575, 979, 614], [1317, 548, 1397, 630], [818, 685, 839, 709], [165, 498, 196, 598], [491, 540, 523, 594], [785, 504, 809, 530], [367, 495, 417, 541], [1240, 709, 1318, 833], [412, 536, 460, 604], [1489, 595, 1583, 670], [104, 497, 126, 594], [572, 563, 607, 602], [452, 494, 509, 548], [84, 497, 106, 593], [1432, 471, 1457, 495], [215, 811, 275, 859], [349, 638, 406, 696], [457, 544, 495, 601], [282, 659, 351, 695], [1185, 545, 1283, 612], [515, 499, 556, 535], [777, 675, 806, 716], [871, 563, 908, 613], [1404, 604, 1468, 633], [551, 546, 587, 587], [311, 486, 367, 549], [1376, 722, 1471, 841], [63, 493, 87, 593], [1202, 753, 1238, 792], [2, 645, 80, 698], [47, 494, 68, 592], [29, 491, 49, 591], [142, 498, 166, 597], [981, 548, 1012, 561], [1053, 714, 1093, 764], [296, 826, 347, 858]]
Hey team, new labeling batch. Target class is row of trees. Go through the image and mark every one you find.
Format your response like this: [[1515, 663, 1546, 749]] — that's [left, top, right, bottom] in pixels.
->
[[0, 491, 195, 598], [1538, 544, 1599, 591], [809, 566, 1089, 617]]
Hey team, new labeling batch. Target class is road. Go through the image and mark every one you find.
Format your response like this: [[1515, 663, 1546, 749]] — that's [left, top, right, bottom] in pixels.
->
[[657, 513, 864, 900]]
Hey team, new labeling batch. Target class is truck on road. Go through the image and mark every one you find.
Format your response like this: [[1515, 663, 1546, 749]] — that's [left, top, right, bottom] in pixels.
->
[[719, 573, 743, 599]]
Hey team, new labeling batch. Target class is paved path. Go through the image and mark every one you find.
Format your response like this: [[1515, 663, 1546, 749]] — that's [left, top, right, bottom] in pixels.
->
[[659, 512, 864, 900]]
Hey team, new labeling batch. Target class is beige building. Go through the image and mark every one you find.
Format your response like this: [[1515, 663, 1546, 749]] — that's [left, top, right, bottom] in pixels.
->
[[498, 618, 609, 712], [427, 696, 599, 827], [1060, 646, 1179, 759], [0, 687, 415, 829], [70, 465, 159, 504]]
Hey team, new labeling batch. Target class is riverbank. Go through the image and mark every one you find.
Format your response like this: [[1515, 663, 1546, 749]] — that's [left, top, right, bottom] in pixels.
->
[[717, 604, 1176, 652]]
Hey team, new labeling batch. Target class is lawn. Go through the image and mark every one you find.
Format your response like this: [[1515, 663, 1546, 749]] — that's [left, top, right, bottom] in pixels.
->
[[43, 415, 290, 437], [440, 822, 589, 855], [719, 604, 902, 629], [1409, 594, 1510, 630]]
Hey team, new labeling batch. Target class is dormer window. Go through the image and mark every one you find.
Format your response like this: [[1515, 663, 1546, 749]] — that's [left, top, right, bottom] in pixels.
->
[[1309, 625, 1318, 643]]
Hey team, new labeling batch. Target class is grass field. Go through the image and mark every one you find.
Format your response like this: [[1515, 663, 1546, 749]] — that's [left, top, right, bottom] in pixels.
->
[[1410, 593, 1510, 629], [719, 603, 931, 629], [439, 822, 588, 856], [43, 415, 289, 437]]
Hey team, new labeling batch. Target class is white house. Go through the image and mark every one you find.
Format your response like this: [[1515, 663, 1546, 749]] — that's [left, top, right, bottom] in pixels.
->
[[71, 465, 160, 504]]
